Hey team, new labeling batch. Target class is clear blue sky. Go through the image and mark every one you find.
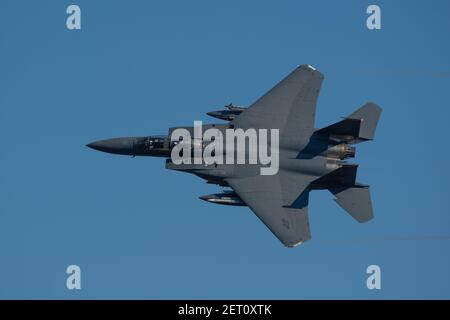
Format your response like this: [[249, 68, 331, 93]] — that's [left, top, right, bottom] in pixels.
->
[[1, 0, 449, 299]]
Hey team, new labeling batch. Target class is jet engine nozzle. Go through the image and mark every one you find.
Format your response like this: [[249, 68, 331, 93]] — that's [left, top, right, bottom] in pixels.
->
[[328, 144, 355, 160]]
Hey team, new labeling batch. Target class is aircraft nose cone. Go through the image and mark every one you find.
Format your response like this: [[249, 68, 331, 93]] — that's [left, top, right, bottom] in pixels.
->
[[86, 137, 135, 155]]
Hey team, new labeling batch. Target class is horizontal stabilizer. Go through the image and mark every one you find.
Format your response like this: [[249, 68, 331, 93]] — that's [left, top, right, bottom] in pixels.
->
[[315, 118, 361, 138], [311, 164, 358, 189], [315, 102, 382, 143], [329, 186, 374, 223]]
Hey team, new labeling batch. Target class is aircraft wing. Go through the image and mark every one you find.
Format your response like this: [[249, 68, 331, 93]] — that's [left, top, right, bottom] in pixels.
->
[[225, 170, 315, 247], [232, 64, 324, 150]]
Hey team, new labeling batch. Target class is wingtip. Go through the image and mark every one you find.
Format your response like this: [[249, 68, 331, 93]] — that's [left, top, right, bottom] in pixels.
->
[[298, 64, 324, 78], [285, 240, 304, 248], [299, 64, 317, 71]]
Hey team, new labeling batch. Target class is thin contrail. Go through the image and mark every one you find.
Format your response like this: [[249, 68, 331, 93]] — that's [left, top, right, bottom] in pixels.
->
[[330, 67, 450, 78], [316, 235, 450, 245]]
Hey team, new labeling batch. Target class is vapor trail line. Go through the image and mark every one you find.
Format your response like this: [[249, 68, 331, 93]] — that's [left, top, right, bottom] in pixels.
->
[[316, 235, 450, 245]]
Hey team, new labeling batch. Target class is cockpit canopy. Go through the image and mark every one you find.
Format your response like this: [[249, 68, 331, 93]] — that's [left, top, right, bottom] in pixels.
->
[[132, 135, 170, 156], [143, 136, 165, 149]]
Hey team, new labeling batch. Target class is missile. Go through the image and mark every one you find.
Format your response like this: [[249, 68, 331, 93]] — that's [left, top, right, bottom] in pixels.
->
[[206, 104, 246, 121], [224, 103, 246, 111], [199, 191, 246, 206]]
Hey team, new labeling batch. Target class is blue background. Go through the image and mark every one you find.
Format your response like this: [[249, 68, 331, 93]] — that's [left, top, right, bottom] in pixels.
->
[[1, 0, 449, 299]]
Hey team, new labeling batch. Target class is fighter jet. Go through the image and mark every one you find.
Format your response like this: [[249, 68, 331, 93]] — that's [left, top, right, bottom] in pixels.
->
[[87, 64, 382, 247]]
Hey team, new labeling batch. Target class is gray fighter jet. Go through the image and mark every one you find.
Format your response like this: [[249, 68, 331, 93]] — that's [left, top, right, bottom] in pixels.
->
[[87, 65, 382, 247]]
